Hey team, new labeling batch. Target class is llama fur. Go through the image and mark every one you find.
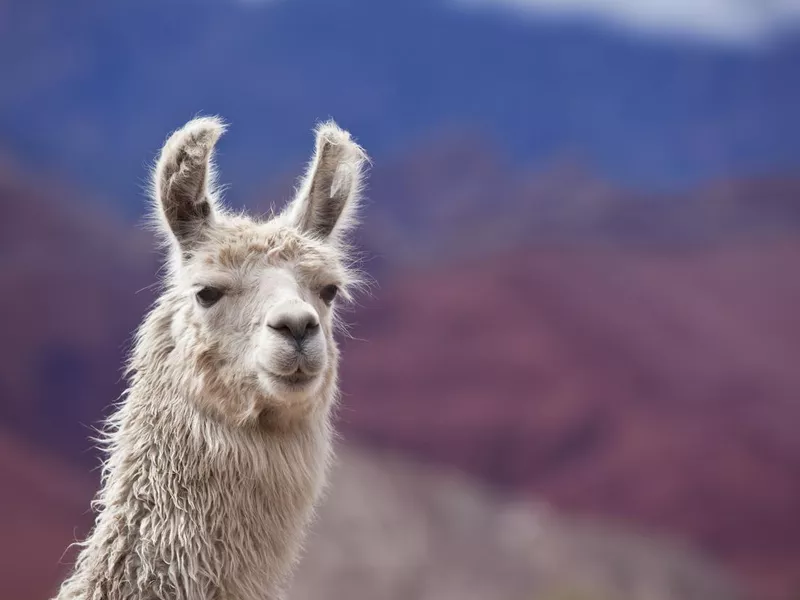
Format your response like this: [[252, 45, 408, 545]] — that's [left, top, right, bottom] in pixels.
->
[[54, 116, 369, 600]]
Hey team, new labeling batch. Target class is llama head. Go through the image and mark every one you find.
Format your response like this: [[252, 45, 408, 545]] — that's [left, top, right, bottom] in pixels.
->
[[150, 116, 367, 426]]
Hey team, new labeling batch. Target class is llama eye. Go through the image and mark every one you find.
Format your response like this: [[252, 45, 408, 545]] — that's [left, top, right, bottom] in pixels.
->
[[319, 284, 339, 306], [196, 286, 224, 308]]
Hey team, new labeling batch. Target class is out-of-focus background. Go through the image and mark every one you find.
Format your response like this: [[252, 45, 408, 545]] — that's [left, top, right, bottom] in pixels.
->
[[2, 1, 800, 599]]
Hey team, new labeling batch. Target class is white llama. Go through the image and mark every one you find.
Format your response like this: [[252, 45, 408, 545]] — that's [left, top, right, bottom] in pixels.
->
[[54, 116, 368, 600]]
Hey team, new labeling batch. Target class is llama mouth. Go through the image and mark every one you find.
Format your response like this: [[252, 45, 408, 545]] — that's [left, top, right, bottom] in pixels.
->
[[268, 369, 316, 388]]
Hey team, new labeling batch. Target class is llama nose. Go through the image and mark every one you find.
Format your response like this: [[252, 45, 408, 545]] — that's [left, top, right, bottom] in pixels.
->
[[267, 308, 320, 347]]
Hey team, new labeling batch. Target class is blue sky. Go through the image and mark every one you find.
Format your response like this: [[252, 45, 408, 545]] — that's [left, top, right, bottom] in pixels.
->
[[454, 0, 800, 45]]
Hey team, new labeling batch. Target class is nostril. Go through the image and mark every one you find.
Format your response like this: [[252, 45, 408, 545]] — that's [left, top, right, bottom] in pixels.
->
[[297, 317, 320, 340], [268, 322, 293, 336]]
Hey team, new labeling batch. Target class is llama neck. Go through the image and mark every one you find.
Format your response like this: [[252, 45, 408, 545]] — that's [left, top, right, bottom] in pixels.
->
[[55, 304, 336, 600], [56, 385, 333, 600]]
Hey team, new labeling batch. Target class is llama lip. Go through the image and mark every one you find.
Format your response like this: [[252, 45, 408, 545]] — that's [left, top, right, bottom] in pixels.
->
[[269, 369, 316, 387]]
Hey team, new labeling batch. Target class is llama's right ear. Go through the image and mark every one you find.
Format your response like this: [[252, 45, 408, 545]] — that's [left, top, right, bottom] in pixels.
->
[[153, 117, 226, 250]]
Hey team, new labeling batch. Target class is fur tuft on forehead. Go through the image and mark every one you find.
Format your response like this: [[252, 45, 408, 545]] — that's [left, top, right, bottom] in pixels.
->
[[179, 217, 363, 300]]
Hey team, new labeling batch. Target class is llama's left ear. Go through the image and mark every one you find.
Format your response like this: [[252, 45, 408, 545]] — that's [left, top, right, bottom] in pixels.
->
[[286, 121, 368, 242], [153, 116, 226, 250]]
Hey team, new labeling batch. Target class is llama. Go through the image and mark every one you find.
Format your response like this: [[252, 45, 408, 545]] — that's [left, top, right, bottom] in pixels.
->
[[54, 116, 368, 600]]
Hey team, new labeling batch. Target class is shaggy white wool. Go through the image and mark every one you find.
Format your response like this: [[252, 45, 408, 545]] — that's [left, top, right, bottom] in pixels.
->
[[54, 116, 369, 600]]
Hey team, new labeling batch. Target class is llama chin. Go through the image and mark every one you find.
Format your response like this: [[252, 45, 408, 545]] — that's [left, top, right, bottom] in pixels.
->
[[54, 116, 369, 600]]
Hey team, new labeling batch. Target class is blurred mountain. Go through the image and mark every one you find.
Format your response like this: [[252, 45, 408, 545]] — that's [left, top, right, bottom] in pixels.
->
[[1, 0, 800, 213], [0, 429, 93, 600], [338, 237, 800, 599], [0, 428, 742, 600], [355, 135, 800, 263], [296, 445, 742, 600], [0, 156, 157, 462]]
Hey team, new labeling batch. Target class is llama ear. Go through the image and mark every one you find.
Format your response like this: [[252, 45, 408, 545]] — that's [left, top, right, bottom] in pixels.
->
[[286, 121, 368, 241], [153, 116, 226, 249]]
